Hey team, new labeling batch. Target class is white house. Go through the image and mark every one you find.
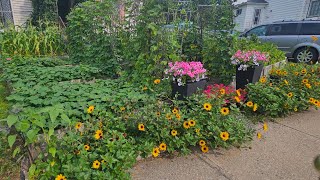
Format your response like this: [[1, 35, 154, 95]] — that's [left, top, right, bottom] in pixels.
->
[[0, 0, 32, 26], [234, 0, 320, 32]]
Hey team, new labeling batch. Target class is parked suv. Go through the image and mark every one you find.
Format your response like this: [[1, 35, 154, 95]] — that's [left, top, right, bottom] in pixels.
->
[[241, 20, 320, 63]]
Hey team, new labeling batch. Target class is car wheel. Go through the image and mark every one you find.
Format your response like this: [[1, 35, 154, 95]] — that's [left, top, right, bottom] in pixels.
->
[[294, 48, 318, 64]]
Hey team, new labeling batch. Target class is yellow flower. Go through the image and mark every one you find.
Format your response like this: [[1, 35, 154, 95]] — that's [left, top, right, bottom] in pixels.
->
[[283, 80, 289, 85], [311, 35, 318, 42], [269, 83, 273, 87], [236, 89, 241, 97], [294, 72, 299, 76], [294, 107, 298, 112], [92, 160, 100, 169], [156, 112, 161, 117], [172, 108, 179, 114], [263, 123, 268, 132], [276, 70, 281, 75], [175, 113, 181, 120], [84, 144, 90, 151], [287, 92, 293, 98], [220, 107, 230, 116], [138, 124, 145, 131], [314, 100, 320, 107], [188, 120, 196, 127], [246, 101, 253, 107], [309, 97, 315, 103], [253, 104, 258, 112], [282, 71, 288, 76], [203, 103, 212, 111], [219, 88, 226, 95], [120, 107, 126, 111], [301, 69, 307, 74], [101, 159, 107, 164], [142, 86, 148, 91], [75, 122, 82, 130], [257, 132, 262, 139], [183, 121, 190, 129], [234, 96, 240, 103], [305, 83, 311, 89], [55, 174, 66, 180], [220, 132, 229, 141], [171, 129, 177, 136], [195, 128, 200, 133], [201, 146, 209, 153], [87, 105, 94, 114], [94, 130, 103, 140], [165, 113, 172, 120], [159, 143, 167, 151], [199, 140, 206, 146], [259, 77, 266, 83], [154, 79, 161, 85], [302, 79, 309, 84], [152, 147, 160, 157]]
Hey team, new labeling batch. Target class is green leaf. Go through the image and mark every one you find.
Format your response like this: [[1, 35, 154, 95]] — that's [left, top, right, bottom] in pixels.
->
[[61, 113, 71, 125], [13, 147, 20, 158], [8, 135, 17, 148], [48, 128, 54, 138], [49, 109, 59, 123], [28, 164, 36, 177], [7, 115, 18, 128], [49, 147, 56, 157], [26, 129, 38, 142]]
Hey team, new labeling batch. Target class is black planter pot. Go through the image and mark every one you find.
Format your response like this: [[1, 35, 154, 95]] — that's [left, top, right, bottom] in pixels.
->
[[236, 65, 263, 89], [172, 79, 207, 100]]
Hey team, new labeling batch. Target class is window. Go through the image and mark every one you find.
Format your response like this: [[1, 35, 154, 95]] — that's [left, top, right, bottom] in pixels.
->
[[268, 23, 299, 36], [253, 9, 261, 25], [0, 0, 13, 26], [308, 0, 320, 17], [246, 25, 268, 36], [236, 9, 242, 16], [300, 23, 320, 35]]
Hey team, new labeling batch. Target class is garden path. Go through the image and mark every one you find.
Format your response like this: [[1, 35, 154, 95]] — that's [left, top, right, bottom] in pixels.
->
[[131, 109, 320, 180]]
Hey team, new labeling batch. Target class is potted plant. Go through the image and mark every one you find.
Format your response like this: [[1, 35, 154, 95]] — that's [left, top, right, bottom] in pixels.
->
[[231, 50, 269, 89], [164, 61, 207, 100]]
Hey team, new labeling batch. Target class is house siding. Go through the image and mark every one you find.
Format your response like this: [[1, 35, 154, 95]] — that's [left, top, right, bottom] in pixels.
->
[[234, 6, 247, 31], [264, 0, 306, 23], [11, 0, 32, 26]]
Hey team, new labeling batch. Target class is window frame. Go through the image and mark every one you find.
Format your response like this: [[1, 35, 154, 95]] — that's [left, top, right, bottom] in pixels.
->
[[236, 9, 242, 16], [253, 9, 261, 25], [245, 25, 269, 37], [308, 0, 320, 17]]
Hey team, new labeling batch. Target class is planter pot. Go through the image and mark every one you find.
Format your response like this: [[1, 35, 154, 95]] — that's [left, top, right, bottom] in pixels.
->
[[236, 65, 263, 89], [172, 79, 207, 100]]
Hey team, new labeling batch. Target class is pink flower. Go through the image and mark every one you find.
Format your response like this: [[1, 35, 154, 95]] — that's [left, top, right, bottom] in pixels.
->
[[6, 58, 12, 61]]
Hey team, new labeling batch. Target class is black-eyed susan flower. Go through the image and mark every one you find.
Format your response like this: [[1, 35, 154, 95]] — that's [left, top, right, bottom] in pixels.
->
[[314, 100, 320, 107], [120, 107, 126, 111], [282, 71, 288, 76], [84, 144, 90, 151], [175, 113, 181, 120], [171, 129, 177, 136], [94, 130, 103, 140], [159, 143, 167, 151], [195, 128, 200, 133], [172, 108, 179, 114], [55, 174, 66, 180], [156, 112, 161, 117], [199, 140, 206, 146], [75, 122, 82, 130], [294, 72, 299, 76], [152, 147, 160, 157], [253, 104, 258, 112], [92, 160, 100, 169], [263, 123, 268, 132], [142, 86, 148, 91], [294, 107, 298, 112], [302, 79, 308, 84], [87, 105, 94, 114], [301, 69, 307, 74], [219, 88, 226, 95], [257, 132, 262, 139], [201, 146, 209, 153], [220, 132, 229, 141], [287, 92, 293, 98], [203, 103, 212, 111], [101, 160, 107, 164], [246, 101, 253, 107], [188, 120, 196, 127], [154, 79, 161, 85], [259, 77, 266, 83], [220, 107, 229, 116], [138, 124, 145, 131], [74, 150, 80, 155], [183, 121, 190, 129], [309, 98, 315, 103], [305, 83, 311, 89], [276, 70, 281, 75]]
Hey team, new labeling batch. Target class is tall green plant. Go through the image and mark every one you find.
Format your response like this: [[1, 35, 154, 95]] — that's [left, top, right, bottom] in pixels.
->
[[31, 0, 58, 25]]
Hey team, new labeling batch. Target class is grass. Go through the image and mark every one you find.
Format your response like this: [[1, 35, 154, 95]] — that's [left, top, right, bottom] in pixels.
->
[[0, 82, 20, 179]]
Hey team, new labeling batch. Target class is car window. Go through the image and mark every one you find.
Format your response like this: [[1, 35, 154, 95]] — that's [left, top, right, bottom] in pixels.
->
[[268, 23, 298, 35], [246, 25, 268, 36], [300, 23, 320, 35]]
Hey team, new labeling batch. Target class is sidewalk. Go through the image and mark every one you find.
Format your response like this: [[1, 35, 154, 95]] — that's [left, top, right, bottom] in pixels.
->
[[131, 109, 320, 180]]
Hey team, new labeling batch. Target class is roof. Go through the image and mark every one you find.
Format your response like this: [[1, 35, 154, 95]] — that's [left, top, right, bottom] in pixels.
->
[[235, 0, 268, 6], [247, 0, 268, 3]]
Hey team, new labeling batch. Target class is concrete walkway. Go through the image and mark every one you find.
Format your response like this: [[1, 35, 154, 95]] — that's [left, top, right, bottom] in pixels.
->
[[131, 109, 320, 180]]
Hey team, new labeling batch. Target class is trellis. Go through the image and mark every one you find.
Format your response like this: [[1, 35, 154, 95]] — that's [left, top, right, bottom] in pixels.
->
[[0, 0, 14, 26]]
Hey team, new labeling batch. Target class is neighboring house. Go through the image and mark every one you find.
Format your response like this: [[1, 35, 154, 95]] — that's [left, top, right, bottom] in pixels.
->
[[0, 0, 32, 27], [234, 0, 320, 32]]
